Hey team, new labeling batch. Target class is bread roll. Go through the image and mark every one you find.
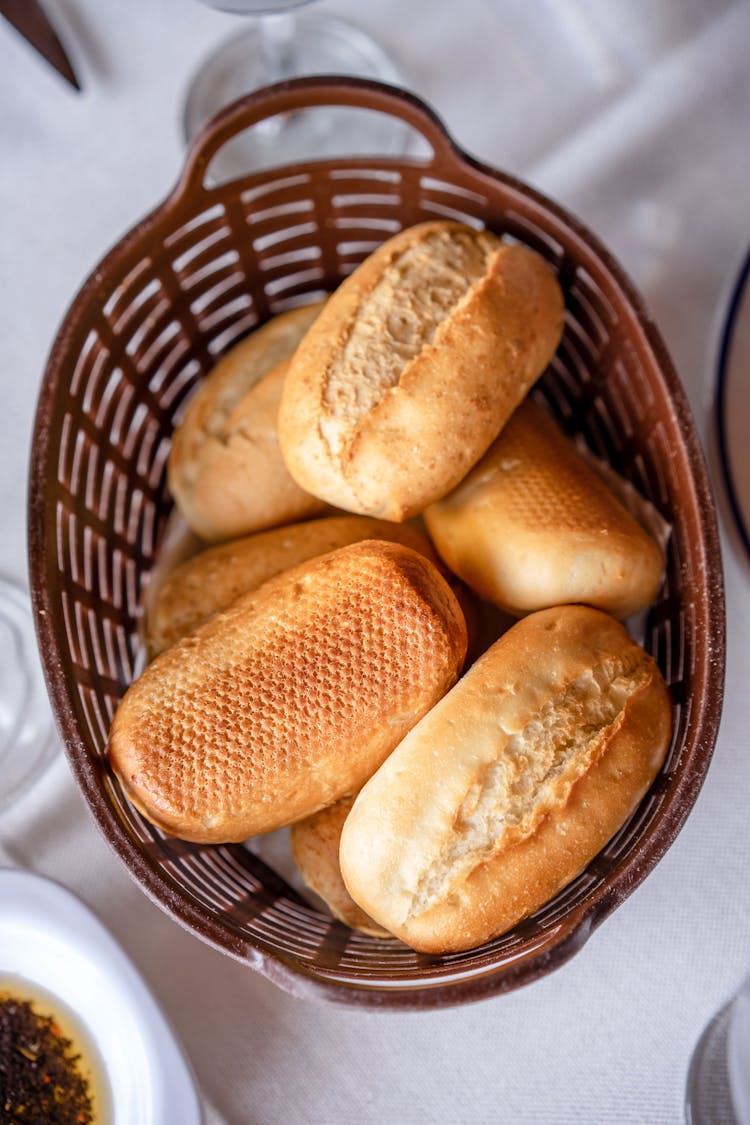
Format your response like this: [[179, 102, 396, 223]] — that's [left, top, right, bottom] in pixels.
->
[[168, 304, 325, 541], [145, 515, 441, 657], [339, 605, 672, 954], [291, 797, 389, 937], [424, 398, 665, 619], [108, 541, 467, 843], [278, 221, 564, 521]]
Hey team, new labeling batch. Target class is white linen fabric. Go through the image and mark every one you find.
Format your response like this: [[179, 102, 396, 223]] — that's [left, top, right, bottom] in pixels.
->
[[1, 2, 749, 1121]]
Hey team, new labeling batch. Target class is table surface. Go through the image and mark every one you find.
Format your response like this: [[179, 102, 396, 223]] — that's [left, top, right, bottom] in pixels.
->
[[1, 1, 749, 1122]]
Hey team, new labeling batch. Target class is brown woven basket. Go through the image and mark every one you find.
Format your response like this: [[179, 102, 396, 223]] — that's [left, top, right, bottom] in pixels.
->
[[29, 77, 725, 1009]]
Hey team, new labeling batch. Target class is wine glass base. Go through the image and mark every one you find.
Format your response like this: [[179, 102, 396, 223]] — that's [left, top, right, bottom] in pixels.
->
[[0, 577, 58, 812], [183, 12, 409, 180], [686, 1001, 742, 1125]]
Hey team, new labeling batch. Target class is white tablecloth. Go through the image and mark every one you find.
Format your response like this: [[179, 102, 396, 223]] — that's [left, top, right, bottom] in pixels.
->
[[1, 1, 749, 1121]]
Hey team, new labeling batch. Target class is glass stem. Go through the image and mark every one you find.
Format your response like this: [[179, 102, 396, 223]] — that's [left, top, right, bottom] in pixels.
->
[[259, 12, 298, 84]]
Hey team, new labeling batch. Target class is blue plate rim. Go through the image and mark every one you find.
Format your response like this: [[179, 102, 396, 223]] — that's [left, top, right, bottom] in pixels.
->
[[715, 239, 750, 563]]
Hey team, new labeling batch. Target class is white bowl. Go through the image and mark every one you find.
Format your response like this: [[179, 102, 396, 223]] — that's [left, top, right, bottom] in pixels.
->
[[0, 868, 203, 1124]]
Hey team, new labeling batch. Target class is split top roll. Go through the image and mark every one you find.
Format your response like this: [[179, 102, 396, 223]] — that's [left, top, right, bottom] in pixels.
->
[[278, 221, 565, 521]]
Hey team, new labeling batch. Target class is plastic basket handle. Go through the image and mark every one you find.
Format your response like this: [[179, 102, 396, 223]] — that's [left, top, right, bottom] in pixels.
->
[[175, 75, 460, 196]]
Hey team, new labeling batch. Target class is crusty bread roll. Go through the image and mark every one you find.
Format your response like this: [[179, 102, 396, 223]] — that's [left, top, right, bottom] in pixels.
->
[[168, 304, 325, 541], [108, 541, 467, 843], [291, 797, 389, 937], [145, 515, 441, 657], [278, 221, 564, 521], [424, 398, 665, 619], [339, 605, 671, 954]]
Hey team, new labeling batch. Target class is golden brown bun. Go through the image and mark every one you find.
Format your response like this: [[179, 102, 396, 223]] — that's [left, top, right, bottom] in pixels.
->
[[145, 515, 442, 658], [291, 797, 389, 937], [278, 222, 564, 521], [340, 605, 672, 954], [424, 399, 665, 619], [168, 305, 325, 541], [108, 541, 468, 843]]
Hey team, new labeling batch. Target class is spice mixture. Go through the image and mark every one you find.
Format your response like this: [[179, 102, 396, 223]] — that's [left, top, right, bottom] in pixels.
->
[[0, 993, 93, 1124]]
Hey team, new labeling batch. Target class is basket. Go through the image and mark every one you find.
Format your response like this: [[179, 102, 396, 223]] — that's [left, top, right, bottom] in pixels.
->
[[29, 77, 725, 1009]]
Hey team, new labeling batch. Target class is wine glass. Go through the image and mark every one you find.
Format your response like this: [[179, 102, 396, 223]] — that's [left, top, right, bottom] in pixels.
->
[[183, 0, 408, 181], [686, 975, 750, 1124], [0, 575, 58, 811]]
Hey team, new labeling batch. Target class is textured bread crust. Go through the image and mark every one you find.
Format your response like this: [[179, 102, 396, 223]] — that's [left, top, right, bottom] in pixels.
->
[[108, 541, 468, 843], [145, 515, 441, 657], [291, 797, 389, 937], [339, 605, 672, 954], [168, 304, 325, 541], [277, 222, 564, 521], [424, 399, 665, 618]]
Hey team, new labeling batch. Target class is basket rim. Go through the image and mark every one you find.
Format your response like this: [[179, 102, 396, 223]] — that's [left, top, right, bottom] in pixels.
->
[[27, 76, 726, 1009]]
